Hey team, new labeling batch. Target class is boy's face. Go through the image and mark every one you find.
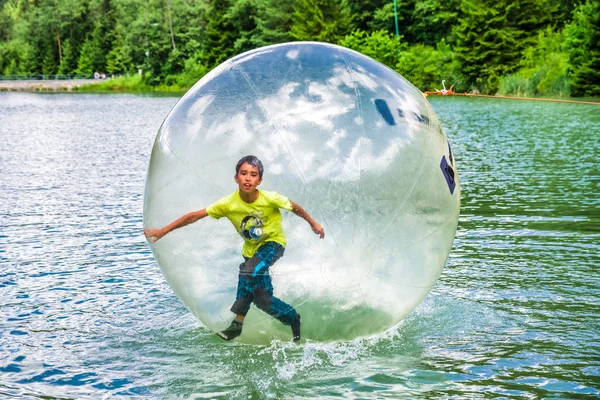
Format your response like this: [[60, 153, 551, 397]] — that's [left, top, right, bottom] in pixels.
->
[[235, 162, 262, 193]]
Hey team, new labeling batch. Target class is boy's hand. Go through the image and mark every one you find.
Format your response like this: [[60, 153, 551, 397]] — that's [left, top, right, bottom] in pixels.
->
[[144, 228, 166, 243], [142, 209, 207, 243], [289, 201, 324, 239], [311, 222, 325, 239]]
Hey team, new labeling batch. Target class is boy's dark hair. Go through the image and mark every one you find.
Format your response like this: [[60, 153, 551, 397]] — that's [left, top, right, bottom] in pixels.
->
[[236, 155, 264, 178]]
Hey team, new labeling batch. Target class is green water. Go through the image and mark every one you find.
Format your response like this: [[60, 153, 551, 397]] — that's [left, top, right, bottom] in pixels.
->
[[0, 93, 598, 398]]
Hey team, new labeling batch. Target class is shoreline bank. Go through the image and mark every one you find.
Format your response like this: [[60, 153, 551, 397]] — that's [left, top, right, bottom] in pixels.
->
[[0, 79, 106, 92], [2, 80, 598, 105]]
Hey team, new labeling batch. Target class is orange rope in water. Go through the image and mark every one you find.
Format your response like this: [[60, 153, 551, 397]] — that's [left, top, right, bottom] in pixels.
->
[[423, 90, 600, 105]]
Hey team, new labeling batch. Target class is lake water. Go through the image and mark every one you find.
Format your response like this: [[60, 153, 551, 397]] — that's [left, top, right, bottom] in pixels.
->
[[1, 92, 598, 399]]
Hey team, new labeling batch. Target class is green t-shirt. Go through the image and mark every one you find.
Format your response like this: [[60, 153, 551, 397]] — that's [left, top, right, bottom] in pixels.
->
[[206, 190, 293, 257]]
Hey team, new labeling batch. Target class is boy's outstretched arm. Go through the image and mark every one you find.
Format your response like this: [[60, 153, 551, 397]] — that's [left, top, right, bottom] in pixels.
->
[[144, 209, 208, 243], [290, 201, 325, 239]]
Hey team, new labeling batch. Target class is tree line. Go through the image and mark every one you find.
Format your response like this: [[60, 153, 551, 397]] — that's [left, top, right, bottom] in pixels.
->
[[0, 0, 598, 96]]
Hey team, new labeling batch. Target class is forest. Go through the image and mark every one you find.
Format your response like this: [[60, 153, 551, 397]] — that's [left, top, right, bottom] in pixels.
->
[[0, 0, 599, 96]]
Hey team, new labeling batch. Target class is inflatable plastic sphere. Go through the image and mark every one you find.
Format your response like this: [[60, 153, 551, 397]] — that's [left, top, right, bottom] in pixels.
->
[[144, 42, 460, 343]]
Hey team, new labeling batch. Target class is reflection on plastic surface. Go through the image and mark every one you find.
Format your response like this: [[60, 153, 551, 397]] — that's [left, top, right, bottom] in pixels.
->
[[144, 42, 460, 343]]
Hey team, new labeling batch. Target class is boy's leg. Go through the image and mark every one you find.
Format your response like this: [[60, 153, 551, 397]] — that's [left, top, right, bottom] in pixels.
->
[[230, 260, 254, 316], [218, 261, 253, 341], [253, 278, 299, 326], [248, 242, 301, 340], [253, 276, 302, 342]]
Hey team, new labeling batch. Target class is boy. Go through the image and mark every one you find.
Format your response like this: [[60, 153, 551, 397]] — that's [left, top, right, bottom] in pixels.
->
[[144, 155, 325, 342]]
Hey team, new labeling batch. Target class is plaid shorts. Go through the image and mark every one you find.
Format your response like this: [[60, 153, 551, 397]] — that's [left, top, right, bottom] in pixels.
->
[[230, 241, 299, 326]]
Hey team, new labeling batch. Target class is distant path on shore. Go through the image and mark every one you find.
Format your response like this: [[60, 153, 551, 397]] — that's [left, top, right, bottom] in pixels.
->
[[0, 79, 105, 91]]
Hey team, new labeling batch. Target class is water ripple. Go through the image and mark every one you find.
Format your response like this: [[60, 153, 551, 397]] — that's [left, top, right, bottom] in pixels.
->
[[1, 93, 598, 398]]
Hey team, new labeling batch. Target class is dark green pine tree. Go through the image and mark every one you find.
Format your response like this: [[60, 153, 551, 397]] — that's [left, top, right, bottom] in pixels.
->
[[453, 0, 552, 92], [0, 6, 11, 43], [368, 0, 417, 44], [105, 29, 132, 74], [203, 0, 237, 69], [76, 39, 96, 75], [409, 0, 461, 46], [26, 3, 57, 73], [568, 1, 600, 96], [89, 0, 117, 72], [290, 0, 353, 44], [548, 0, 579, 30], [42, 45, 59, 75], [250, 0, 295, 47], [59, 0, 94, 75], [57, 39, 78, 74], [138, 0, 179, 83], [346, 0, 387, 32], [227, 0, 259, 54]]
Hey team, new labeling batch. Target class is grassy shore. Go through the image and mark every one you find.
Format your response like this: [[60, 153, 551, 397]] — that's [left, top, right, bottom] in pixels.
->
[[5, 74, 598, 104], [77, 74, 190, 93], [80, 73, 583, 99]]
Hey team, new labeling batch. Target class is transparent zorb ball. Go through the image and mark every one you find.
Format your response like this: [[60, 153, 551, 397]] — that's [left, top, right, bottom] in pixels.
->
[[144, 42, 460, 343]]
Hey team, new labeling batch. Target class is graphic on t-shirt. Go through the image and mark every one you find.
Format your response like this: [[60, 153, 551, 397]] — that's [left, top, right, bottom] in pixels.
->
[[241, 214, 264, 240]]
